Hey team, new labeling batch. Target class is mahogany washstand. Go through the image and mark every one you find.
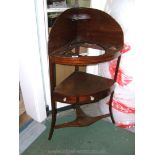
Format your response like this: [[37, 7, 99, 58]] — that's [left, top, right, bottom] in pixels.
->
[[48, 7, 124, 140]]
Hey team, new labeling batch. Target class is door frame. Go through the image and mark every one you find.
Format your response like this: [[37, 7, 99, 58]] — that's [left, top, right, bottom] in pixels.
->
[[19, 0, 48, 122]]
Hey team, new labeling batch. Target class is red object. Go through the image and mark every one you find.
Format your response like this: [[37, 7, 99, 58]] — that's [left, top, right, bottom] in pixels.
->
[[112, 99, 135, 114], [109, 60, 133, 86], [120, 43, 131, 54], [106, 99, 135, 114], [116, 122, 135, 128]]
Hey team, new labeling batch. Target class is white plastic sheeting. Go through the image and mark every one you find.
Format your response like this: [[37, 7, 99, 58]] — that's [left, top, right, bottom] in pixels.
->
[[89, 0, 135, 129]]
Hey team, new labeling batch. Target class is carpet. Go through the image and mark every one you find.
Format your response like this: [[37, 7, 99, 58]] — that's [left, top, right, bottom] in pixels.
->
[[20, 121, 46, 154], [22, 114, 134, 155]]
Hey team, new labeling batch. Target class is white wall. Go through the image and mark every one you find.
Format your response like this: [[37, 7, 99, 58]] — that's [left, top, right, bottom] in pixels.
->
[[134, 1, 155, 155]]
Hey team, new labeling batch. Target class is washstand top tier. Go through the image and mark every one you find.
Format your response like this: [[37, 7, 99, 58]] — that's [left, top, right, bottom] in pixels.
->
[[48, 7, 124, 65]]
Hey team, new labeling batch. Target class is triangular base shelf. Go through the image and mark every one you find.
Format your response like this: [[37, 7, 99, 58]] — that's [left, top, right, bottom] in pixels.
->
[[55, 106, 110, 129]]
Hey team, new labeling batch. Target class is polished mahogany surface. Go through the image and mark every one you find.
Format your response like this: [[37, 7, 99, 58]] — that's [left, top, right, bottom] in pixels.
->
[[48, 7, 123, 65], [54, 71, 115, 104]]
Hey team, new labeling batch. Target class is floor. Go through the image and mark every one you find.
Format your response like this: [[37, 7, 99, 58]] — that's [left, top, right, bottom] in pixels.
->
[[21, 103, 135, 155], [20, 102, 134, 154], [19, 86, 32, 128], [19, 102, 104, 150]]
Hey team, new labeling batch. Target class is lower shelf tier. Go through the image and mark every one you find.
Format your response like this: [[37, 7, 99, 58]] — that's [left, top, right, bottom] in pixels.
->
[[53, 71, 115, 104]]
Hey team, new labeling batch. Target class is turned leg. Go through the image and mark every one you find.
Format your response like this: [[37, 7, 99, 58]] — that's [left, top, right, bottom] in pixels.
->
[[109, 92, 115, 124], [48, 99, 57, 140]]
